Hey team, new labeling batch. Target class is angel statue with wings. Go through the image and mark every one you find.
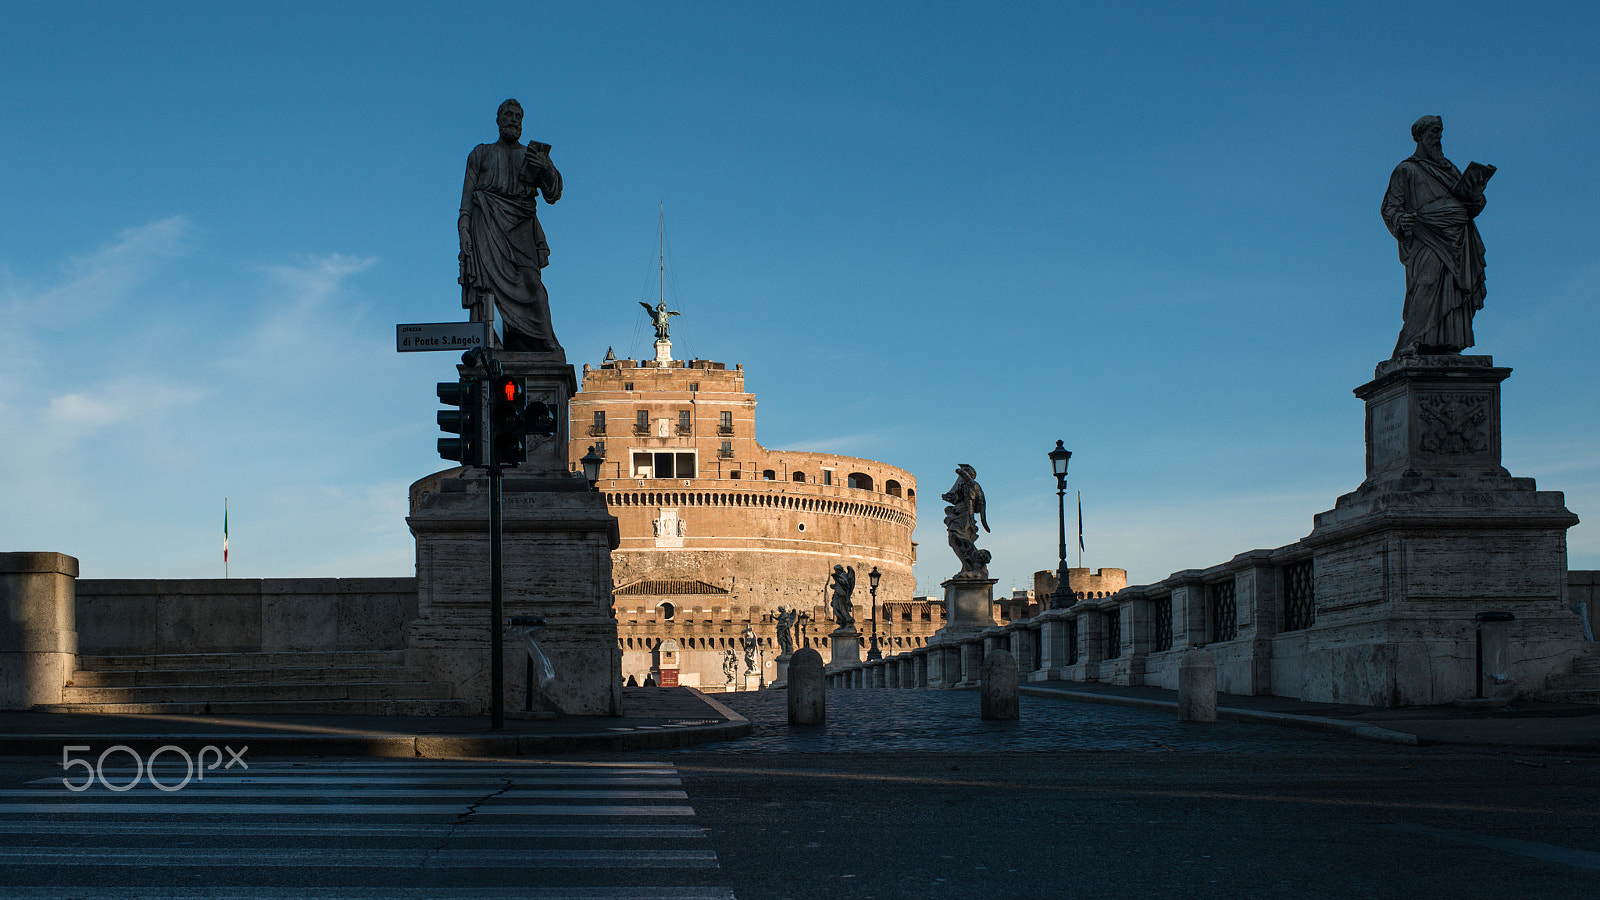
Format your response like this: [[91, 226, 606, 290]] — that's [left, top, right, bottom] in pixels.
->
[[829, 564, 857, 630], [943, 463, 992, 579], [640, 299, 681, 342]]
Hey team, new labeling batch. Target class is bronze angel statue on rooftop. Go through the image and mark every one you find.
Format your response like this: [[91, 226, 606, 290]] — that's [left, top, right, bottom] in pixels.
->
[[641, 300, 681, 342]]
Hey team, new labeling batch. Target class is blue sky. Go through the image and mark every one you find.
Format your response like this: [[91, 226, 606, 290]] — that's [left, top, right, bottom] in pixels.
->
[[2, 2, 1596, 595]]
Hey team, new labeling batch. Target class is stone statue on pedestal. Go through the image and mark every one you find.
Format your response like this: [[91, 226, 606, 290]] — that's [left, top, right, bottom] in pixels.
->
[[741, 625, 758, 673], [1381, 115, 1494, 359], [459, 98, 564, 352], [829, 565, 856, 629], [775, 606, 796, 655], [722, 649, 738, 684], [943, 464, 991, 579]]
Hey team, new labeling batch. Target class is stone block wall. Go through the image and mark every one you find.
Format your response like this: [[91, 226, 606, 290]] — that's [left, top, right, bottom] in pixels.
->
[[74, 578, 418, 656]]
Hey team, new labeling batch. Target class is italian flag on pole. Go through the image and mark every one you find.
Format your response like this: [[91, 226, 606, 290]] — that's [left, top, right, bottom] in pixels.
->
[[223, 498, 229, 577]]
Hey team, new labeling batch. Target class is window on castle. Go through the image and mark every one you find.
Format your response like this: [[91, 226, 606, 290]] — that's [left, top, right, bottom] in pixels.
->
[[762, 469, 775, 481], [792, 471, 806, 483]]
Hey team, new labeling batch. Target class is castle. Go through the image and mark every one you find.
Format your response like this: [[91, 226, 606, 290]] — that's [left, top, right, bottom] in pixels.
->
[[567, 343, 935, 688]]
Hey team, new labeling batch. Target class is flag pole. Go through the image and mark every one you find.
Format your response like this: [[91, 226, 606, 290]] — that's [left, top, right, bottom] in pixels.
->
[[1077, 490, 1083, 569], [224, 497, 230, 579]]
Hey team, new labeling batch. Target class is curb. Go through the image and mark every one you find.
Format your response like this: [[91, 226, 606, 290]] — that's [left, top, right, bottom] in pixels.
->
[[1019, 685, 1422, 746], [0, 689, 752, 758]]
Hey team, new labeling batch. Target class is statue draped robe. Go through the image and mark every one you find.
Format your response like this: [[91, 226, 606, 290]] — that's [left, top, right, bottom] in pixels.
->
[[461, 141, 563, 351], [1381, 154, 1486, 357]]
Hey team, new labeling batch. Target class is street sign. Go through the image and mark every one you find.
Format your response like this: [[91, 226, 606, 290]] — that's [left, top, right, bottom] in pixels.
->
[[396, 322, 490, 352]]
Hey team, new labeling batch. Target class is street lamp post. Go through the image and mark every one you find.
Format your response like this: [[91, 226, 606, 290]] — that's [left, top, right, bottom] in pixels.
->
[[579, 445, 605, 491], [1049, 440, 1075, 610], [866, 566, 883, 661]]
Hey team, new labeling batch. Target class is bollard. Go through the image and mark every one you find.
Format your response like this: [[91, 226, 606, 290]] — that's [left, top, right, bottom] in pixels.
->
[[1178, 648, 1217, 723], [980, 649, 1019, 720], [788, 648, 825, 725]]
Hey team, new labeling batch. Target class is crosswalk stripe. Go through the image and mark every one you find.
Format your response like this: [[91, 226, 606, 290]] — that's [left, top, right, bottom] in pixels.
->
[[0, 822, 707, 838], [0, 847, 721, 867], [0, 883, 736, 890], [31, 768, 681, 781], [1, 788, 689, 799], [0, 802, 697, 815]]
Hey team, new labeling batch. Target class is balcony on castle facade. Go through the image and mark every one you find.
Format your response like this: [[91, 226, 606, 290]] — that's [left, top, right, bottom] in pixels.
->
[[589, 424, 607, 436], [717, 447, 735, 459], [717, 425, 734, 436], [633, 423, 651, 436], [676, 423, 694, 436]]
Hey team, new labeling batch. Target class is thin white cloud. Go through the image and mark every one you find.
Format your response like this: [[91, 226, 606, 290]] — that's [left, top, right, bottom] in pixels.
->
[[44, 377, 205, 432], [2, 216, 192, 328]]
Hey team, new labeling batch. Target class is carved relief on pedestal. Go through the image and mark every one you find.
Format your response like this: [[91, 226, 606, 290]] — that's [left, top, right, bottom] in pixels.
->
[[1417, 392, 1490, 455]]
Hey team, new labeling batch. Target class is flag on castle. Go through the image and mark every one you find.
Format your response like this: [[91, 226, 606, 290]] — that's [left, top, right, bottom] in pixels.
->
[[223, 498, 229, 576], [1078, 491, 1084, 552]]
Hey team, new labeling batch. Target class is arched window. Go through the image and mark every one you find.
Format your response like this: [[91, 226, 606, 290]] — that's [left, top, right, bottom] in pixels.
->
[[659, 601, 676, 620], [792, 471, 807, 483], [847, 473, 874, 491], [885, 479, 902, 498], [763, 469, 775, 481], [907, 488, 916, 500]]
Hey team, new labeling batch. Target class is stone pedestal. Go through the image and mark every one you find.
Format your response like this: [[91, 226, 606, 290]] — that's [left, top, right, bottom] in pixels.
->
[[0, 552, 78, 709], [406, 351, 623, 716], [1294, 354, 1585, 706], [935, 577, 998, 642], [828, 627, 861, 669], [654, 339, 672, 364], [743, 671, 762, 691], [773, 652, 793, 688]]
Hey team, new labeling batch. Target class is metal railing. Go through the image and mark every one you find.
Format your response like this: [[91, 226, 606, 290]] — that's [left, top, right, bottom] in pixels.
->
[[1209, 580, 1238, 643], [1283, 560, 1315, 631]]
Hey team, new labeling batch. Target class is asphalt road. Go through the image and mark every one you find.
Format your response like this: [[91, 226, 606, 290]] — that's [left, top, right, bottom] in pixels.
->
[[1, 690, 1595, 899]]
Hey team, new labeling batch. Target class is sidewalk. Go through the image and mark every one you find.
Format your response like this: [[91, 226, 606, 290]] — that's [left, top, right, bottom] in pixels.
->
[[0, 687, 749, 758], [1021, 679, 1600, 750]]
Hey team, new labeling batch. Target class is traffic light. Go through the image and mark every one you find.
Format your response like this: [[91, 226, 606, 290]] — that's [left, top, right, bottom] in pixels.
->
[[490, 374, 527, 466], [526, 400, 558, 436], [437, 377, 484, 467]]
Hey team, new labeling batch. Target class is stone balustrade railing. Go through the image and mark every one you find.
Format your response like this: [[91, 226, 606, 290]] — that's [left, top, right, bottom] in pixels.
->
[[827, 542, 1320, 693]]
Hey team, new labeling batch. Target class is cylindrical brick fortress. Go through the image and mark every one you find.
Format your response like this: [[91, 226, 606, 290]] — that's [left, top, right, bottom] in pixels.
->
[[569, 351, 929, 688]]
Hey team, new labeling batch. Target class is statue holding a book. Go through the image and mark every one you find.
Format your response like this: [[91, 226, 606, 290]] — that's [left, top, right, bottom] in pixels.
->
[[1381, 115, 1495, 358]]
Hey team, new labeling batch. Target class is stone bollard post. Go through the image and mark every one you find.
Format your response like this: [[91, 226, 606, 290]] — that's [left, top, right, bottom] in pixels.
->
[[1178, 648, 1217, 723], [980, 649, 1020, 720], [0, 552, 79, 709], [788, 648, 825, 725]]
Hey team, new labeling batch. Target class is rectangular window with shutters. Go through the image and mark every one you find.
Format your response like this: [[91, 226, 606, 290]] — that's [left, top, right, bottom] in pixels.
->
[[677, 410, 692, 435], [634, 410, 649, 434], [719, 410, 733, 435]]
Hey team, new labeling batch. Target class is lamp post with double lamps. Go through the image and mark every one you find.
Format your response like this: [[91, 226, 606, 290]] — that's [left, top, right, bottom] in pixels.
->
[[865, 566, 883, 661], [1048, 440, 1075, 610]]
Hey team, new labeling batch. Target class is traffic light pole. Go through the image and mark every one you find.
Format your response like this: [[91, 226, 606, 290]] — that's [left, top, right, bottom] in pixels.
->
[[482, 351, 507, 730], [489, 457, 504, 730]]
